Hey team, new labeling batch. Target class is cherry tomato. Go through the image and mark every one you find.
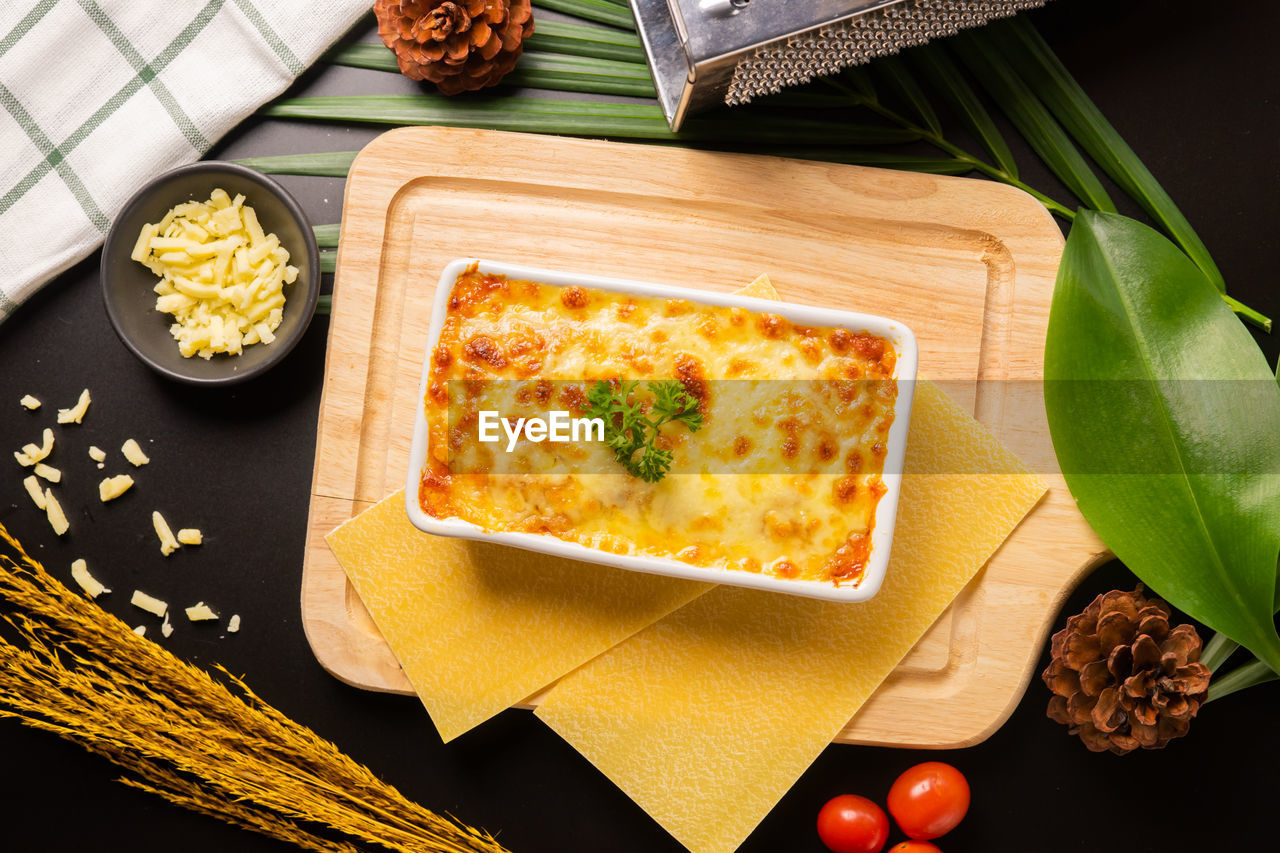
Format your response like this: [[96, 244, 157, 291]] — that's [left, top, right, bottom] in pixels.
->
[[887, 762, 970, 840], [816, 794, 890, 853], [890, 843, 943, 853]]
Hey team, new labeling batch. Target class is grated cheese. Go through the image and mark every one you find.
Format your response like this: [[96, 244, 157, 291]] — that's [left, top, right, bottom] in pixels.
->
[[133, 190, 297, 360], [22, 475, 46, 509], [161, 612, 174, 638], [57, 388, 91, 424], [19, 395, 40, 410], [185, 602, 218, 622], [152, 510, 180, 556], [88, 445, 106, 462], [14, 428, 53, 467], [176, 528, 203, 546], [44, 489, 68, 535], [98, 474, 135, 502], [70, 558, 110, 599], [131, 590, 168, 618], [121, 438, 150, 467], [227, 614, 241, 633], [33, 462, 60, 483]]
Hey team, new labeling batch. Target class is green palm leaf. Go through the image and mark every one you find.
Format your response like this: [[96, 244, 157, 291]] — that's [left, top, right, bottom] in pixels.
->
[[261, 94, 916, 145], [328, 44, 656, 98], [528, 18, 645, 63], [990, 18, 1227, 294], [536, 0, 634, 29], [873, 56, 941, 136], [951, 33, 1115, 212], [313, 224, 339, 249], [232, 151, 356, 177], [908, 45, 1019, 179]]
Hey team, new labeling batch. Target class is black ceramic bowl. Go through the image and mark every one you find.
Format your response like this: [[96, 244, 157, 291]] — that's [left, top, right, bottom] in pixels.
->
[[101, 162, 320, 385]]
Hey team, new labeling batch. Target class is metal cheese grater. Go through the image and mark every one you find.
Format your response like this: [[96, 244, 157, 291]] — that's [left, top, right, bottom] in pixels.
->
[[631, 0, 1048, 130]]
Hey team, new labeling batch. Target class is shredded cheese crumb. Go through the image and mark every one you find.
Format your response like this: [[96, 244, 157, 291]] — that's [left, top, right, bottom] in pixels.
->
[[99, 474, 135, 502], [19, 395, 40, 410], [162, 612, 174, 638], [185, 602, 218, 622], [14, 428, 53, 467], [176, 528, 203, 545], [134, 625, 147, 636], [88, 445, 107, 462], [33, 462, 61, 483], [57, 388, 91, 424], [152, 510, 180, 556], [134, 191, 296, 360], [45, 489, 68, 535], [121, 438, 150, 467], [70, 558, 110, 598], [23, 475, 46, 509], [227, 614, 241, 633], [131, 590, 168, 618]]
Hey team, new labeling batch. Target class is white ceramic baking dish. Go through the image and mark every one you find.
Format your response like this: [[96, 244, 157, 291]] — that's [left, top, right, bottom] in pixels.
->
[[404, 258, 918, 602]]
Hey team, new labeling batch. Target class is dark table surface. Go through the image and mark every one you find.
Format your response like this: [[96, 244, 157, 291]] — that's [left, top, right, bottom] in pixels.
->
[[2, 1, 1278, 850]]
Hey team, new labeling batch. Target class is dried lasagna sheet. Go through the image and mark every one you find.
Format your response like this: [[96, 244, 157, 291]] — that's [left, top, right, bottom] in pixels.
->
[[535, 380, 1046, 853]]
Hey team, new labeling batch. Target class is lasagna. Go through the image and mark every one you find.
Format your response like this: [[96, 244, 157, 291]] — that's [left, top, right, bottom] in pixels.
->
[[421, 266, 898, 586]]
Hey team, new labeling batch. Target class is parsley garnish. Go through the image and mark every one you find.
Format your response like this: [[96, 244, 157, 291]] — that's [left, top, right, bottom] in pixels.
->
[[585, 379, 703, 483]]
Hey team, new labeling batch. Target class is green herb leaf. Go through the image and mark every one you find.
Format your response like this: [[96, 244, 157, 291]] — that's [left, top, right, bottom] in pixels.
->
[[1045, 210, 1280, 675], [991, 18, 1227, 294], [586, 379, 702, 482], [907, 45, 1019, 178], [951, 34, 1115, 212]]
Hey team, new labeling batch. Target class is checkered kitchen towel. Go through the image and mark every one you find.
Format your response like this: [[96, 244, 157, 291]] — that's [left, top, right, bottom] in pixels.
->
[[0, 0, 370, 323]]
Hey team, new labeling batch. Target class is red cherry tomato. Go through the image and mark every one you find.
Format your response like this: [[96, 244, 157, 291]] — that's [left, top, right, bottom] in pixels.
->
[[890, 843, 943, 853], [887, 762, 970, 840], [816, 794, 890, 853]]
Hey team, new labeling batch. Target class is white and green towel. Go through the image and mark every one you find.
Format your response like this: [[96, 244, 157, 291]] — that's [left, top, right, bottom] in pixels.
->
[[0, 0, 369, 323]]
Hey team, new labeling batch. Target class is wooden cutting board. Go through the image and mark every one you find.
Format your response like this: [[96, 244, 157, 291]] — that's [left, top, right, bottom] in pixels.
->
[[301, 126, 1107, 748]]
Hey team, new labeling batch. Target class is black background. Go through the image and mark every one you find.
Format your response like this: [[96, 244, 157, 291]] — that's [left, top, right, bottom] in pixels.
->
[[2, 1, 1278, 850]]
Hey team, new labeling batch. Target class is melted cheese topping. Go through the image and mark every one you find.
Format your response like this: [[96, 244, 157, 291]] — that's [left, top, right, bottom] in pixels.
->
[[421, 268, 898, 586]]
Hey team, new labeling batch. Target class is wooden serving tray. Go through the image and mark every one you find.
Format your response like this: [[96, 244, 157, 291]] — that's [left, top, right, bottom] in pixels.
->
[[301, 127, 1107, 748]]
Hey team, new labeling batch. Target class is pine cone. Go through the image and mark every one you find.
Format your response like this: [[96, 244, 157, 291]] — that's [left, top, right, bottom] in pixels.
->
[[374, 0, 534, 95], [1043, 586, 1211, 755]]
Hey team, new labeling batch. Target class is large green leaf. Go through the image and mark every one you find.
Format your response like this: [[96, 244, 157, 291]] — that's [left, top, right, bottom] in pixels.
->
[[1045, 210, 1280, 673]]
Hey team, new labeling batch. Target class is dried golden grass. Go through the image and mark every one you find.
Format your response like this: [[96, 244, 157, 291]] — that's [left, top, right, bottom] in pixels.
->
[[0, 523, 510, 853]]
